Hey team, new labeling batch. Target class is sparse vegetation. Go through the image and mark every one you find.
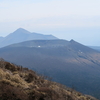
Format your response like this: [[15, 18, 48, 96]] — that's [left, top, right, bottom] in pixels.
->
[[0, 59, 98, 100]]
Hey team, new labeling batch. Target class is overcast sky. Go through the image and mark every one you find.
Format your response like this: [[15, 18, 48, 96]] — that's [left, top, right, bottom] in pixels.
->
[[0, 0, 100, 46]]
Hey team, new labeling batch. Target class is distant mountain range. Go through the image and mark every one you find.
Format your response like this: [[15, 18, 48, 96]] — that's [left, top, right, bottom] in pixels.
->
[[89, 46, 100, 51], [0, 39, 100, 99], [0, 28, 58, 47]]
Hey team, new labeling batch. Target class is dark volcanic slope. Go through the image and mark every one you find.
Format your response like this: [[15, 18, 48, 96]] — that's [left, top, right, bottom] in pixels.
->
[[0, 39, 100, 99], [0, 28, 58, 47]]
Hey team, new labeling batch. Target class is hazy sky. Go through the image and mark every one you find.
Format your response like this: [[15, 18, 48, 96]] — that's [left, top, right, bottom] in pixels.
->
[[0, 0, 100, 46]]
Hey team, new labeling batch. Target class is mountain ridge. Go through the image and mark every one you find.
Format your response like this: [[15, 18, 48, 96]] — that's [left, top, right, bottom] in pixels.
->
[[0, 39, 100, 99], [0, 28, 58, 47], [89, 46, 100, 51]]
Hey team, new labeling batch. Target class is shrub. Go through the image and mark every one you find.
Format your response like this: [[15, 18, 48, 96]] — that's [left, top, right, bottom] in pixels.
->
[[0, 83, 28, 100]]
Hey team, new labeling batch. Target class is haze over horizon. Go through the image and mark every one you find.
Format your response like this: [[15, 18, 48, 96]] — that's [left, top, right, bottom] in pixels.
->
[[0, 0, 100, 46]]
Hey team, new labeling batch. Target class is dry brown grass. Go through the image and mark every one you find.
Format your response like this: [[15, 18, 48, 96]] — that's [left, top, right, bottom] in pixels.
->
[[0, 59, 98, 100]]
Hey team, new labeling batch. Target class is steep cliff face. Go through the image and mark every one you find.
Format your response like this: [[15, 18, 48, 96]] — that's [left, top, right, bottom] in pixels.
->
[[0, 59, 97, 100]]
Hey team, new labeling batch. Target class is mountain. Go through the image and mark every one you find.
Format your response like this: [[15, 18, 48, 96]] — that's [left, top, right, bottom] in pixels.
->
[[0, 28, 58, 47], [0, 59, 97, 100], [0, 36, 4, 42], [89, 46, 100, 51], [0, 39, 100, 99]]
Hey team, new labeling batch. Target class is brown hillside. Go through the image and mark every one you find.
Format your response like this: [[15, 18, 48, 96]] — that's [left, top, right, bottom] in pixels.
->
[[0, 59, 98, 100]]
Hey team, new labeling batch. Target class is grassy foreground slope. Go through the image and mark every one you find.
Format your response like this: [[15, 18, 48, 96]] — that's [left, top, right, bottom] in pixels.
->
[[0, 59, 97, 100]]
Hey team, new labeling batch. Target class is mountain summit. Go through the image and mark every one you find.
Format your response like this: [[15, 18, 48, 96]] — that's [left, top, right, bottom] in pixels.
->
[[13, 28, 31, 34], [0, 28, 58, 47]]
